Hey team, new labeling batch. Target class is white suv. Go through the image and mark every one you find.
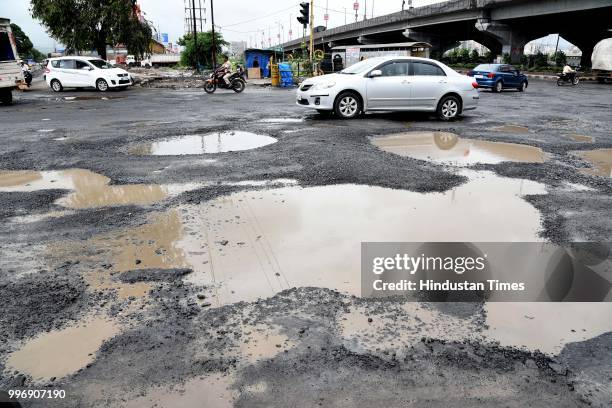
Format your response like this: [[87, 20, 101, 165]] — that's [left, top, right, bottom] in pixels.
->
[[297, 56, 479, 120], [45, 56, 133, 92]]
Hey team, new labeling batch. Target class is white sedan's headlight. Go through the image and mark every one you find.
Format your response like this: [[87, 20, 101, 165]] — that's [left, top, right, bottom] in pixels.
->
[[311, 81, 336, 90]]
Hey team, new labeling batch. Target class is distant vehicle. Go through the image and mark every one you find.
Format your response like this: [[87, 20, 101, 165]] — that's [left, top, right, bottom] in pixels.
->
[[45, 56, 133, 92], [139, 54, 180, 68], [592, 39, 612, 84], [467, 64, 528, 93], [557, 71, 580, 86], [296, 56, 479, 120], [0, 18, 26, 105]]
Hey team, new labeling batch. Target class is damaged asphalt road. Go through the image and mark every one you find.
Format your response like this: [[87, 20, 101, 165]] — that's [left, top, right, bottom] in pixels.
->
[[1, 80, 611, 407]]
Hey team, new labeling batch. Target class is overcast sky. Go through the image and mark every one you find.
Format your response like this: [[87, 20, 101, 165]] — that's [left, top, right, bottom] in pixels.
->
[[1, 0, 567, 53]]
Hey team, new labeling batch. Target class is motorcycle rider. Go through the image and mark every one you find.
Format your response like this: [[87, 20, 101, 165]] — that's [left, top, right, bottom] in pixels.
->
[[20, 60, 32, 87], [562, 64, 576, 81], [220, 56, 232, 86]]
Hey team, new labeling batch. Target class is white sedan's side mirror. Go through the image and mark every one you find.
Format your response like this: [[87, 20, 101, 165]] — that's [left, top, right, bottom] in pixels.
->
[[369, 70, 382, 78]]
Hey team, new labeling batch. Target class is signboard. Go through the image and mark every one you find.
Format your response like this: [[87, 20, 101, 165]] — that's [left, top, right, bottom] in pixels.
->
[[353, 2, 359, 10], [345, 47, 360, 67], [161, 33, 169, 44]]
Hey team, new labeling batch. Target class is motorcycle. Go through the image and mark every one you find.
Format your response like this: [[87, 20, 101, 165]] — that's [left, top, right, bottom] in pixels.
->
[[557, 71, 579, 86], [204, 67, 246, 94], [23, 70, 32, 87]]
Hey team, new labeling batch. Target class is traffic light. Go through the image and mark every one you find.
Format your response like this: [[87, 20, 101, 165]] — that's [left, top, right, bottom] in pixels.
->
[[297, 2, 309, 28]]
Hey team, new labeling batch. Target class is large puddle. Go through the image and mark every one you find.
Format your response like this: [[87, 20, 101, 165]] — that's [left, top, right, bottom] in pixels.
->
[[370, 132, 545, 165], [0, 169, 195, 209], [6, 317, 119, 381], [574, 148, 612, 177], [76, 169, 545, 306], [130, 131, 277, 155]]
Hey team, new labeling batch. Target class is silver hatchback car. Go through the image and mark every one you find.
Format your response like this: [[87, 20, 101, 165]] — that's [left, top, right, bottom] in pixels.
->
[[297, 56, 479, 120]]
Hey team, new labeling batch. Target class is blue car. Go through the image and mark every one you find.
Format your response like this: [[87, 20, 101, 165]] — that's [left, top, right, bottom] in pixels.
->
[[467, 64, 528, 93]]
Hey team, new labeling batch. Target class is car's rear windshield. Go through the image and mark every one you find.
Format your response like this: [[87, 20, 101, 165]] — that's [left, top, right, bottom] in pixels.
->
[[474, 64, 498, 71], [340, 58, 385, 74], [89, 59, 113, 69]]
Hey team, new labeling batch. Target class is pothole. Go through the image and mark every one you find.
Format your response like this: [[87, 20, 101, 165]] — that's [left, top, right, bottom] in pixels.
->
[[573, 148, 612, 178], [491, 125, 530, 133], [130, 131, 277, 155], [73, 170, 545, 306], [370, 132, 545, 165], [568, 134, 593, 143], [0, 169, 196, 209], [484, 303, 612, 354], [5, 317, 119, 381], [258, 118, 304, 123]]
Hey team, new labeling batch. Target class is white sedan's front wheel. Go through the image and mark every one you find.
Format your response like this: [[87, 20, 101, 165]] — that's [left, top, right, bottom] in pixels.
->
[[334, 92, 361, 119], [437, 95, 461, 121], [96, 79, 109, 92]]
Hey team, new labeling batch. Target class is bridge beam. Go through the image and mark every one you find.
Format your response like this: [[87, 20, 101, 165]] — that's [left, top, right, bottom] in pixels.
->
[[476, 18, 527, 63], [403, 29, 461, 58], [357, 36, 379, 45]]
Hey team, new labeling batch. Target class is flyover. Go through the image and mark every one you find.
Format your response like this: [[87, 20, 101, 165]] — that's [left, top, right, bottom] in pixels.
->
[[282, 0, 612, 65]]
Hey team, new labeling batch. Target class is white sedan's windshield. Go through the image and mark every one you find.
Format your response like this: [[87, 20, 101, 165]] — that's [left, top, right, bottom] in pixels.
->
[[89, 59, 113, 69], [340, 58, 385, 74]]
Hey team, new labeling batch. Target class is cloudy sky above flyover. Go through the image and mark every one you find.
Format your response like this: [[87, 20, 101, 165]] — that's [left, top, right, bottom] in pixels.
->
[[1, 0, 568, 54]]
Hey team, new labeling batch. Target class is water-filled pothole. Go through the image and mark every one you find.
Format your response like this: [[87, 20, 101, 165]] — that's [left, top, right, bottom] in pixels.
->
[[6, 317, 119, 381], [0, 169, 195, 209], [491, 125, 529, 133], [573, 148, 612, 177], [72, 170, 545, 306], [370, 132, 545, 165], [131, 131, 277, 155]]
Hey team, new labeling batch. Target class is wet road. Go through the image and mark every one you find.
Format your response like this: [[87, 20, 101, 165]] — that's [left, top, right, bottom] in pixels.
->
[[1, 79, 612, 407]]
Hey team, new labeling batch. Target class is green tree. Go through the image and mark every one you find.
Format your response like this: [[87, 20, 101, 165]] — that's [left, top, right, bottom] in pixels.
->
[[10, 23, 33, 56], [458, 48, 470, 64], [470, 49, 479, 63], [552, 50, 567, 67], [30, 0, 152, 60], [9, 23, 45, 62], [533, 51, 548, 68], [178, 31, 227, 69]]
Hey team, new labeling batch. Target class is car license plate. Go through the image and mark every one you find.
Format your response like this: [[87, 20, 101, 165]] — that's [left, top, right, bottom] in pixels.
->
[[474, 75, 484, 79]]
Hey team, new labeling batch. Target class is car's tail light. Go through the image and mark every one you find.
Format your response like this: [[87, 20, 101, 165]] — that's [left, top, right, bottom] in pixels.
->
[[488, 72, 495, 79], [44, 68, 50, 74], [472, 82, 479, 89]]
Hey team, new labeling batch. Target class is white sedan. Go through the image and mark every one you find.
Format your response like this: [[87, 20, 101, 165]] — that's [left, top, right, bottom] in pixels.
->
[[45, 56, 133, 92], [297, 56, 479, 120]]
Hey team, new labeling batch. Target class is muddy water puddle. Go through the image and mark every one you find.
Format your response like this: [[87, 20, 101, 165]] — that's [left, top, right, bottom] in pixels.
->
[[0, 169, 196, 209], [6, 317, 119, 381], [371, 132, 545, 165], [573, 148, 612, 177], [126, 374, 236, 408], [130, 131, 277, 155], [491, 124, 530, 133], [568, 134, 594, 143], [484, 303, 612, 354], [80, 170, 545, 306]]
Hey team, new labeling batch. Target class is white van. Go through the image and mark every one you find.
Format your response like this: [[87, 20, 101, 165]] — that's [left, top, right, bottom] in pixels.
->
[[45, 56, 133, 92], [0, 18, 25, 105]]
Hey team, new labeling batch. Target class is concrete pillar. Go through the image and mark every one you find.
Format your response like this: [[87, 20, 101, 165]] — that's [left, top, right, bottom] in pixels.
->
[[476, 18, 526, 64]]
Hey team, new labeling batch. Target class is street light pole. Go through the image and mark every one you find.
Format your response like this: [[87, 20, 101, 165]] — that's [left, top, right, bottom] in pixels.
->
[[191, 0, 198, 70], [210, 0, 217, 69]]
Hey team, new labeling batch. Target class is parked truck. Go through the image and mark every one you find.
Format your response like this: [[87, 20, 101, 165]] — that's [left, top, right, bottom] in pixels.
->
[[592, 38, 612, 84], [0, 18, 25, 105], [128, 54, 180, 68]]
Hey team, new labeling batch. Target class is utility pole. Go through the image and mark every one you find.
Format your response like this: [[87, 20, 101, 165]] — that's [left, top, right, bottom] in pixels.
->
[[191, 0, 198, 70], [344, 7, 347, 25], [309, 0, 314, 64], [364, 0, 367, 20], [210, 0, 216, 69]]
